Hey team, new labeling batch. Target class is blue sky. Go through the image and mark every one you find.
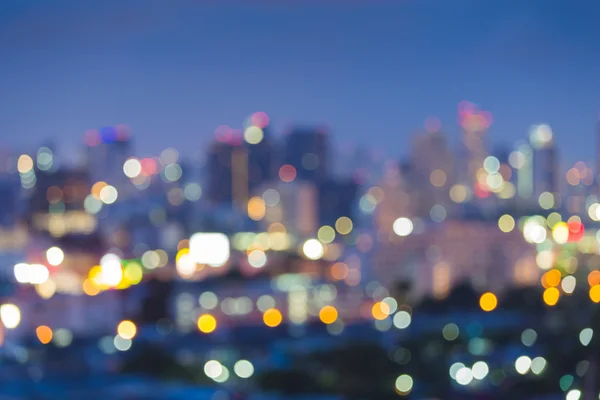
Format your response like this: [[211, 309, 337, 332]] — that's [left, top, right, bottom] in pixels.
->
[[1, 0, 599, 166]]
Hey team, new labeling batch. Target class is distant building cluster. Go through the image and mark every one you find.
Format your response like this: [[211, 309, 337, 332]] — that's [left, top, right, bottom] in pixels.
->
[[0, 104, 599, 340]]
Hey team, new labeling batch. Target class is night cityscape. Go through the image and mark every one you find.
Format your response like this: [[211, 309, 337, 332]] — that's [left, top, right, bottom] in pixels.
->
[[2, 1, 600, 399]]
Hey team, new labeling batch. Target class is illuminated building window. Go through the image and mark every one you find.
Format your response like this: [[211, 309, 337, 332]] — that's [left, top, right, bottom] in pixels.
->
[[433, 262, 450, 299]]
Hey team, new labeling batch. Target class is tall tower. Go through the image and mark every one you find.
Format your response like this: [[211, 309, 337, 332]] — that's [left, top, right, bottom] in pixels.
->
[[207, 114, 275, 208], [85, 125, 132, 192], [244, 112, 275, 193], [206, 126, 241, 205], [409, 125, 454, 217], [283, 126, 329, 183], [231, 146, 248, 209], [457, 101, 493, 189], [530, 124, 558, 198], [509, 141, 535, 201]]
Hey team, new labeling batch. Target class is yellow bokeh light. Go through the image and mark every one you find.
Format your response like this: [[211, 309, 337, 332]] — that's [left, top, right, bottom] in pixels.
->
[[479, 292, 498, 312], [590, 285, 600, 303], [35, 279, 56, 300], [542, 269, 561, 288], [538, 192, 554, 210], [116, 279, 131, 290], [430, 169, 447, 187], [372, 302, 390, 320], [117, 320, 137, 340], [330, 262, 349, 280], [319, 305, 338, 325], [17, 154, 34, 174], [546, 212, 561, 228], [449, 184, 468, 203], [91, 181, 108, 200], [268, 222, 286, 233], [176, 248, 190, 264], [317, 225, 336, 244], [335, 216, 353, 235], [197, 314, 217, 333], [552, 222, 570, 244], [244, 126, 264, 144], [588, 271, 600, 286], [247, 196, 266, 221], [536, 250, 554, 270], [82, 278, 100, 296], [543, 287, 560, 306], [498, 214, 515, 233], [263, 308, 283, 328], [88, 265, 102, 283], [36, 325, 53, 344], [124, 262, 143, 284]]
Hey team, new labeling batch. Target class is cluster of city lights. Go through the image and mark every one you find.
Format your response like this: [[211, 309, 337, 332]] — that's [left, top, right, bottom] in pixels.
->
[[7, 105, 600, 400]]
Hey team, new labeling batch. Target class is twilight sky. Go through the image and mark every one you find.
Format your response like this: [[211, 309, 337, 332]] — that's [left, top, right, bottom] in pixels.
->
[[1, 0, 599, 166]]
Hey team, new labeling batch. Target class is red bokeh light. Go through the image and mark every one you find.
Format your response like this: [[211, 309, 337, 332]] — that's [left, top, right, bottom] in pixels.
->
[[567, 221, 584, 242], [250, 112, 270, 129], [279, 164, 296, 182], [141, 158, 157, 176], [84, 129, 101, 147], [474, 182, 490, 199], [214, 125, 233, 143]]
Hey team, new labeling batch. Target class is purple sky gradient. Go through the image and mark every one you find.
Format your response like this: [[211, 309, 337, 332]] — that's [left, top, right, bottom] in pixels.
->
[[1, 0, 599, 167]]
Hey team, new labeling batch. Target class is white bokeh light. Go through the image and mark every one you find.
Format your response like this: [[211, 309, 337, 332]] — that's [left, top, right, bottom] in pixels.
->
[[0, 304, 21, 329], [190, 233, 230, 267], [302, 239, 324, 260], [46, 247, 64, 266], [393, 217, 413, 236]]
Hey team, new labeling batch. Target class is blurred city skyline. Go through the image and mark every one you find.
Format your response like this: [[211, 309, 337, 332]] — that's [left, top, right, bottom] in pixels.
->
[[1, 0, 600, 165]]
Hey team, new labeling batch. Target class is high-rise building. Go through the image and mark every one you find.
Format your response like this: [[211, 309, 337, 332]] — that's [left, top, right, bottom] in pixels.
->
[[246, 125, 275, 192], [408, 129, 455, 217], [457, 101, 493, 188], [318, 179, 359, 227], [375, 162, 414, 236], [530, 124, 558, 198], [206, 137, 238, 206], [283, 126, 329, 183], [513, 142, 534, 200], [85, 125, 132, 193], [28, 167, 96, 237], [0, 175, 19, 227], [256, 180, 318, 238], [207, 116, 276, 208]]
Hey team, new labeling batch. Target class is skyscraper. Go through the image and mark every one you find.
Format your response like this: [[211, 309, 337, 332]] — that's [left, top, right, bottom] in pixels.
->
[[245, 114, 275, 192], [408, 128, 454, 217], [530, 124, 558, 198], [513, 142, 534, 200], [207, 115, 275, 208], [256, 180, 318, 238], [318, 178, 359, 227], [283, 126, 329, 183], [457, 101, 493, 189], [85, 125, 132, 192], [0, 176, 19, 227], [206, 132, 238, 206]]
